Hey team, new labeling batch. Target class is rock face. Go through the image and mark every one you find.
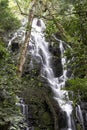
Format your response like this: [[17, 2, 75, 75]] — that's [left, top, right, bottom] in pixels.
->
[[21, 78, 55, 130], [49, 41, 63, 77], [80, 102, 87, 130], [11, 41, 20, 52]]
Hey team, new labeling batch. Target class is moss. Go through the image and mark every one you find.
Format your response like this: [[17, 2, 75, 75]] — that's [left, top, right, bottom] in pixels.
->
[[34, 127, 40, 130], [20, 75, 54, 130], [42, 112, 51, 125], [77, 124, 82, 130]]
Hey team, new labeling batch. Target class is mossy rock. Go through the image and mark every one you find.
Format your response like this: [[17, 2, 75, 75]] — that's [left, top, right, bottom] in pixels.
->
[[41, 112, 52, 125], [77, 124, 83, 130], [34, 127, 41, 130]]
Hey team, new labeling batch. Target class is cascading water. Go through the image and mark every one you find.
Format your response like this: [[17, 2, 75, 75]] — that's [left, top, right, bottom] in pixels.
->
[[8, 17, 85, 130], [76, 104, 84, 130], [16, 97, 34, 130], [29, 18, 74, 130], [8, 18, 27, 48]]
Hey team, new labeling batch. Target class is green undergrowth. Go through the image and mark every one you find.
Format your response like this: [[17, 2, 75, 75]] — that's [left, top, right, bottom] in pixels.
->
[[0, 0, 20, 32], [66, 78, 87, 103], [0, 41, 24, 130]]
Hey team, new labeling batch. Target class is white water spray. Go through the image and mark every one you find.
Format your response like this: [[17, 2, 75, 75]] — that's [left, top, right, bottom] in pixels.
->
[[29, 18, 73, 130], [16, 97, 32, 130], [76, 104, 84, 129], [8, 18, 27, 47]]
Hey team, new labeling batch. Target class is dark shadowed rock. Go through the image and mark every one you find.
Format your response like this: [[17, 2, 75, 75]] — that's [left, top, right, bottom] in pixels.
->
[[37, 20, 41, 27], [80, 102, 87, 110], [11, 42, 20, 52], [49, 42, 63, 77]]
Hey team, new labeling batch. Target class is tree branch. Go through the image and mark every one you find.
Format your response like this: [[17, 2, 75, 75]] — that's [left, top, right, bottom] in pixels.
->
[[45, 4, 65, 36], [48, 10, 87, 17], [15, 0, 28, 16]]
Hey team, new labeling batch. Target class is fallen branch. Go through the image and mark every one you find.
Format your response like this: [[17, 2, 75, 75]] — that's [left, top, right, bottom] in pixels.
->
[[17, 0, 37, 77]]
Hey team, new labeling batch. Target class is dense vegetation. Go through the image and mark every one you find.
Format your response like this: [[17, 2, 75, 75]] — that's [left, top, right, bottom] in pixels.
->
[[0, 0, 23, 129], [0, 0, 87, 130], [0, 0, 20, 31]]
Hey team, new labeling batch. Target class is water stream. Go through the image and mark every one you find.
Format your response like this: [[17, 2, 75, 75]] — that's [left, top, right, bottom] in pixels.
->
[[16, 97, 34, 130], [29, 18, 74, 130], [8, 17, 85, 130], [76, 104, 84, 130]]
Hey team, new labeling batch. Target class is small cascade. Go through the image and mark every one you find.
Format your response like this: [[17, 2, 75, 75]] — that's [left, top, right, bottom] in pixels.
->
[[16, 97, 33, 130], [52, 39, 73, 130], [8, 18, 27, 48], [29, 18, 75, 130], [76, 104, 84, 130]]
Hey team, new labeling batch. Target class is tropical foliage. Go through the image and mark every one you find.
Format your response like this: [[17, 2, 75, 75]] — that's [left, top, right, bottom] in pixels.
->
[[0, 0, 23, 129], [0, 0, 87, 129], [0, 0, 20, 31]]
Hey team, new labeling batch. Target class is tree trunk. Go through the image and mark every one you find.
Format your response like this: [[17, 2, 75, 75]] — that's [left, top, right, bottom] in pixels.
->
[[42, 89, 59, 130], [17, 0, 37, 77]]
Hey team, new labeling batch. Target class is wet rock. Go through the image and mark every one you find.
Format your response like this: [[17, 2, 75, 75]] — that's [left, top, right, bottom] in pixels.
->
[[58, 111, 67, 129], [52, 99, 67, 129], [11, 41, 20, 52], [55, 32, 63, 40], [37, 20, 41, 27], [49, 43, 63, 77], [0, 122, 10, 130], [80, 102, 87, 110], [20, 78, 58, 130], [23, 55, 41, 76], [52, 56, 63, 77], [80, 102, 87, 130]]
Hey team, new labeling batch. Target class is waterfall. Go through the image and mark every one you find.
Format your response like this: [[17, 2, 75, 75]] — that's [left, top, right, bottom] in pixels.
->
[[8, 17, 85, 130], [29, 18, 74, 130]]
